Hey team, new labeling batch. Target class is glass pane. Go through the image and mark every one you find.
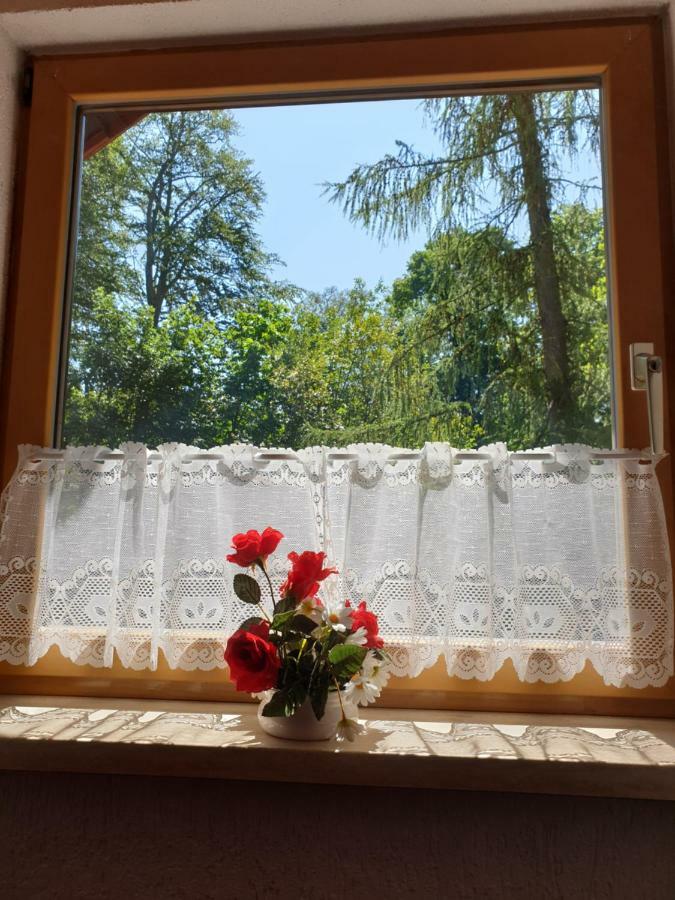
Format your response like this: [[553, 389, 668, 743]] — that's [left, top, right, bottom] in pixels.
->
[[61, 87, 610, 449]]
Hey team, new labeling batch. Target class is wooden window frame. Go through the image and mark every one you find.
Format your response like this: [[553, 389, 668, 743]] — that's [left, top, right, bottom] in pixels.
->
[[1, 17, 674, 716]]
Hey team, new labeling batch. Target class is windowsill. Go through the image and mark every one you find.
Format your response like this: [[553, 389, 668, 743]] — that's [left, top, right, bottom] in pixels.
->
[[0, 694, 673, 801]]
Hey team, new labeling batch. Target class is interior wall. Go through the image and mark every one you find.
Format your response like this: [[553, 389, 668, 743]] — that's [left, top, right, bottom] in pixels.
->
[[2, 772, 675, 900], [0, 0, 669, 52]]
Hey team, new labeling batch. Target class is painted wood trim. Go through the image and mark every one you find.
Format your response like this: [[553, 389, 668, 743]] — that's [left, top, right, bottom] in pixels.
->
[[1, 17, 673, 712]]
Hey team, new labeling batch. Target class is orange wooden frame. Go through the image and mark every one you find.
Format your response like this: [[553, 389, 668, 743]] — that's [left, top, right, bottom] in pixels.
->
[[1, 17, 674, 715]]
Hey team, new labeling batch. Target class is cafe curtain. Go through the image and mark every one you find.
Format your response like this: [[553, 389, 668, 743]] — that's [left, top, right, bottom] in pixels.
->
[[0, 441, 671, 686]]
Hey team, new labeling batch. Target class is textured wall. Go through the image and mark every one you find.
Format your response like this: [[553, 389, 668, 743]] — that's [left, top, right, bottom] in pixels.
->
[[1, 772, 675, 900], [0, 0, 669, 53]]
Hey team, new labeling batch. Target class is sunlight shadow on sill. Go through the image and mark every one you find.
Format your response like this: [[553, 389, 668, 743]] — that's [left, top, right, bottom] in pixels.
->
[[1, 703, 674, 769]]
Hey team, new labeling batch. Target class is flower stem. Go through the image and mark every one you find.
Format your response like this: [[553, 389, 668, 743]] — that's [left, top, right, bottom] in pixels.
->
[[259, 563, 277, 612], [332, 676, 346, 721]]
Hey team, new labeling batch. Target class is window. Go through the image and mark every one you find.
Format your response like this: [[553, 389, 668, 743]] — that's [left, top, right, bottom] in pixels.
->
[[62, 89, 609, 451], [0, 19, 673, 714]]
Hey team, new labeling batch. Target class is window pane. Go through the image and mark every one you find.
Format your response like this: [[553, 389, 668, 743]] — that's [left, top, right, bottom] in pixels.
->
[[61, 88, 610, 449]]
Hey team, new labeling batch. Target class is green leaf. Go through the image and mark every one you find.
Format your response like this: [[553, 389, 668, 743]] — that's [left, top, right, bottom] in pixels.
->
[[322, 628, 343, 652], [328, 644, 367, 680], [288, 680, 307, 712], [261, 683, 307, 717], [261, 690, 289, 717], [270, 609, 295, 631], [308, 665, 330, 721], [273, 595, 297, 615], [290, 614, 318, 635], [238, 615, 264, 632], [233, 573, 261, 605]]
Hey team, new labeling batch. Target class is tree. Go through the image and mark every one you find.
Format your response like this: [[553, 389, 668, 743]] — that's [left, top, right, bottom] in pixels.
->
[[379, 205, 609, 448], [70, 140, 136, 331], [72, 110, 277, 326], [124, 111, 279, 325], [65, 292, 231, 447], [64, 110, 288, 446], [385, 226, 533, 446], [271, 281, 400, 446], [64, 99, 608, 452], [326, 90, 600, 441], [222, 298, 293, 445], [273, 281, 484, 449]]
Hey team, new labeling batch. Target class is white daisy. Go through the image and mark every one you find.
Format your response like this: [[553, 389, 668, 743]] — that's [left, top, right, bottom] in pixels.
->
[[344, 672, 381, 706], [336, 715, 363, 743], [323, 600, 352, 632], [363, 652, 391, 690]]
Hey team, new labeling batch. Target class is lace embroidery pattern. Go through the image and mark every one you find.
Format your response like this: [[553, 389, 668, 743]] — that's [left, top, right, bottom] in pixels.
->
[[0, 442, 671, 686]]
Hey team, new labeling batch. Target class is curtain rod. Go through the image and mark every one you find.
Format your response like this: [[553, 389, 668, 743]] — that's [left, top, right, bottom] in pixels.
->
[[25, 448, 658, 465]]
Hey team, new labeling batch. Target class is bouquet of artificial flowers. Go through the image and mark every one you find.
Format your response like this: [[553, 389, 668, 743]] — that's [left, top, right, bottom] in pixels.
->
[[224, 527, 390, 741]]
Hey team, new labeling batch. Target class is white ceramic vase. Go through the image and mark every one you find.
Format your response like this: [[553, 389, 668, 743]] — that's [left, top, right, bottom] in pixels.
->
[[257, 691, 347, 741]]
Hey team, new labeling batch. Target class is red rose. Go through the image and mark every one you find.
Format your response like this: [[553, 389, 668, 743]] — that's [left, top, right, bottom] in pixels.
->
[[224, 621, 281, 693], [349, 600, 384, 649], [280, 551, 338, 602], [226, 527, 283, 568]]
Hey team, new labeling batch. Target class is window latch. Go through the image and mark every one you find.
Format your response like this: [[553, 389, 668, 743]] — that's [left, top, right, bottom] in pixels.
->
[[630, 343, 664, 457]]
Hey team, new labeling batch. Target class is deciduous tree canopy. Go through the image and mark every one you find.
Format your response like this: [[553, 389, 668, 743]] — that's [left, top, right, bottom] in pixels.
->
[[63, 94, 610, 451]]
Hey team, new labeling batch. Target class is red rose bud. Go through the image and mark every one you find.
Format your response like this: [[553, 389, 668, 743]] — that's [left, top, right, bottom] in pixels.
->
[[349, 600, 384, 649], [280, 550, 338, 602], [226, 527, 283, 568], [224, 621, 281, 693]]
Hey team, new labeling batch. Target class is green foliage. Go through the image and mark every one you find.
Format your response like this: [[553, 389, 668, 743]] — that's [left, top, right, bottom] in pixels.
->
[[270, 609, 296, 631], [270, 281, 399, 445], [308, 666, 331, 721], [72, 143, 136, 319], [239, 616, 264, 631], [221, 297, 293, 444], [64, 98, 610, 453], [65, 293, 231, 446], [553, 204, 611, 445], [326, 91, 599, 241], [327, 644, 367, 680], [126, 110, 275, 322], [272, 596, 298, 616], [261, 684, 307, 718], [232, 573, 262, 605], [369, 206, 610, 448], [325, 89, 604, 443]]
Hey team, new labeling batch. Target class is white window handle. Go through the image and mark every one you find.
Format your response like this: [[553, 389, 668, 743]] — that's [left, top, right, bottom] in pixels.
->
[[630, 343, 664, 457]]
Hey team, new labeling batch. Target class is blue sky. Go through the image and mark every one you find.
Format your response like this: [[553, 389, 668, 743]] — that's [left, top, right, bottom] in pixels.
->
[[232, 99, 446, 294], [231, 94, 602, 296]]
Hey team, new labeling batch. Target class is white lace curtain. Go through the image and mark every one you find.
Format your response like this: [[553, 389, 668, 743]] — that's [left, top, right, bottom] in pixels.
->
[[0, 441, 672, 687]]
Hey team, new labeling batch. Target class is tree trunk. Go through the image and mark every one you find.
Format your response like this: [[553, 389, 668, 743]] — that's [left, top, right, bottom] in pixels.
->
[[144, 192, 162, 327], [511, 94, 573, 440], [144, 161, 172, 327]]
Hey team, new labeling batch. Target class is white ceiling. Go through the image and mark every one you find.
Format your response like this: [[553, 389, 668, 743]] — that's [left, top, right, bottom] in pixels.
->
[[0, 0, 667, 54]]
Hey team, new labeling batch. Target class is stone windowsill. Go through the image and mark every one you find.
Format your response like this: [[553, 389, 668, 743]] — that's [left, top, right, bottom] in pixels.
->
[[0, 694, 674, 801]]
